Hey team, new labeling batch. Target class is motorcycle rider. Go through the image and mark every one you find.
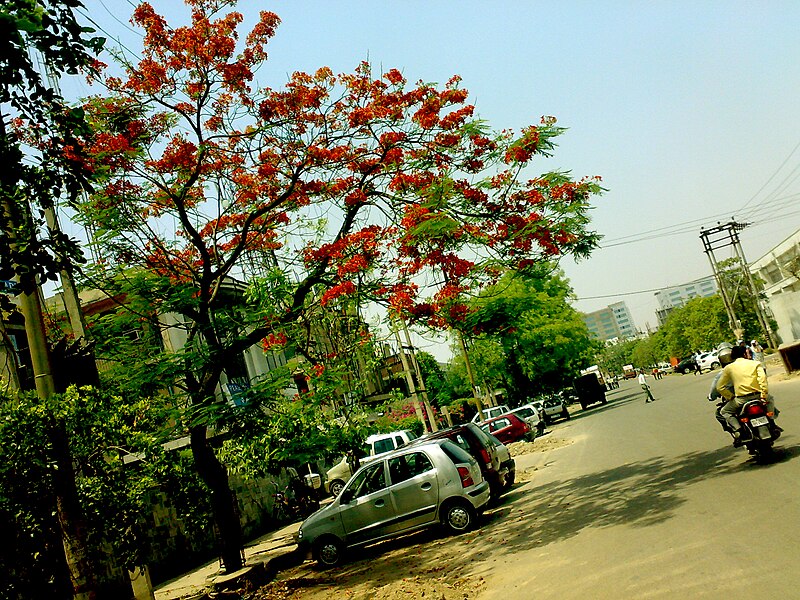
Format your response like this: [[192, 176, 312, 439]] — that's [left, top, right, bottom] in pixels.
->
[[707, 346, 736, 434], [715, 344, 776, 445]]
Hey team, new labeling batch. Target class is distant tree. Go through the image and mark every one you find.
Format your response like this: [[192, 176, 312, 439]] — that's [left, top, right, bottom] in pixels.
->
[[414, 350, 447, 406], [717, 257, 776, 344], [594, 338, 638, 375], [466, 268, 599, 400], [630, 335, 659, 368], [651, 296, 728, 358]]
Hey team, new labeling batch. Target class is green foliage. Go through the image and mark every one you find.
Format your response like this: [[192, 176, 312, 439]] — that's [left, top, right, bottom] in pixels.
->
[[595, 338, 639, 374], [717, 257, 775, 343], [0, 386, 211, 596], [652, 296, 729, 358], [0, 0, 104, 298], [463, 269, 599, 400]]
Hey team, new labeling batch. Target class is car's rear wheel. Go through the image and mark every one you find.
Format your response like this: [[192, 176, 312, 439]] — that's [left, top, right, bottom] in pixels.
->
[[503, 470, 515, 490], [711, 361, 720, 370], [313, 535, 344, 567], [562, 408, 570, 420], [441, 499, 476, 534], [329, 480, 345, 498]]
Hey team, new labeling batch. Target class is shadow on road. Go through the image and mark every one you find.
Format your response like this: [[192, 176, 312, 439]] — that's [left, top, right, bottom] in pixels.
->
[[266, 439, 798, 595]]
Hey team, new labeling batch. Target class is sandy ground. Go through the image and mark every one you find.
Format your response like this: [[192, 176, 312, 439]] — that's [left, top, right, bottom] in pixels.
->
[[242, 434, 574, 600]]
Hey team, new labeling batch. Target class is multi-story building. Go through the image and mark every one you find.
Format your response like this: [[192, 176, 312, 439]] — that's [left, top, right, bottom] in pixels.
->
[[582, 301, 636, 341], [654, 275, 718, 325], [749, 228, 800, 344]]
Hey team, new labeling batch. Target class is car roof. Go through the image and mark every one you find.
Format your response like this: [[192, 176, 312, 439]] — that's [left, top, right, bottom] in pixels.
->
[[357, 438, 454, 464], [482, 412, 523, 424], [365, 430, 412, 443]]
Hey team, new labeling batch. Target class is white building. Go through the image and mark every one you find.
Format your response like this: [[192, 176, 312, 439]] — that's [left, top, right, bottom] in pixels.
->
[[654, 275, 718, 326], [749, 229, 800, 344]]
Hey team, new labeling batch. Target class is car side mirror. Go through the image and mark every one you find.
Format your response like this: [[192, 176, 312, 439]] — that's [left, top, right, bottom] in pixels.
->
[[340, 489, 354, 504]]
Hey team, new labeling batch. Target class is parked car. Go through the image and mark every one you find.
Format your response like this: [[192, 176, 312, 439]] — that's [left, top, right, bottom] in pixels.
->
[[541, 396, 571, 423], [698, 350, 721, 372], [324, 429, 418, 497], [412, 422, 514, 499], [479, 413, 531, 445], [675, 356, 698, 374], [485, 433, 516, 491], [470, 404, 511, 424], [296, 439, 491, 566], [657, 362, 674, 374], [506, 403, 543, 431]]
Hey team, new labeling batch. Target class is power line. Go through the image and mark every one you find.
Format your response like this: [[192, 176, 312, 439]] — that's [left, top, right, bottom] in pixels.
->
[[96, 0, 143, 38], [736, 139, 800, 214]]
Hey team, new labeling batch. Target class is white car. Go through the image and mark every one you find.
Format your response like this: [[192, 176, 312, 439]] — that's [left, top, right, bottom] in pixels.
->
[[506, 404, 543, 431], [470, 405, 511, 424], [325, 430, 418, 497], [698, 351, 722, 372]]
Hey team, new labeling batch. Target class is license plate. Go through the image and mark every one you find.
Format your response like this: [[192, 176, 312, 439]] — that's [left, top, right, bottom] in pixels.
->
[[750, 416, 769, 427]]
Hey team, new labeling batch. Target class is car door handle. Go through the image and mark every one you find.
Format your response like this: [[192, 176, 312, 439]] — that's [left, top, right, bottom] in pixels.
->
[[374, 499, 385, 507], [420, 482, 432, 491]]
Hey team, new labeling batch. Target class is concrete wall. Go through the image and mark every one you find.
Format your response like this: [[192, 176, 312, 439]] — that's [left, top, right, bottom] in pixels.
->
[[145, 473, 285, 585], [766, 290, 800, 345]]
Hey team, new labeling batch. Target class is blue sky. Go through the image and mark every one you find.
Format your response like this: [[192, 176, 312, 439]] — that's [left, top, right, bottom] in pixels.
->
[[67, 0, 800, 357]]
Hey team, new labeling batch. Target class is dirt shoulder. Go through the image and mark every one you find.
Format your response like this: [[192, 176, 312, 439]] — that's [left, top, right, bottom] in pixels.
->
[[243, 434, 573, 600]]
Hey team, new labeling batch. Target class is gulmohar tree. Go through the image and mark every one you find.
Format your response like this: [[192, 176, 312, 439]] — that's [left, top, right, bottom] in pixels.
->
[[77, 0, 603, 571]]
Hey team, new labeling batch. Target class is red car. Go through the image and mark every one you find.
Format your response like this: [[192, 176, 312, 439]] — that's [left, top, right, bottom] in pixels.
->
[[479, 413, 531, 445]]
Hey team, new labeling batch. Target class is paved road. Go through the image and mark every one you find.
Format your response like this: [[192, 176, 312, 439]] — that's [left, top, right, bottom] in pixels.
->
[[477, 370, 800, 600]]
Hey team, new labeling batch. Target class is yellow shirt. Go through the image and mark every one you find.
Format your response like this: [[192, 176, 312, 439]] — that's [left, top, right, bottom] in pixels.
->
[[716, 358, 768, 401]]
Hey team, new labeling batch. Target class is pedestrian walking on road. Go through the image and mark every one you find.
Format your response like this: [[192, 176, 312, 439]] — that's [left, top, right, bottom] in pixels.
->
[[638, 371, 655, 403], [750, 340, 766, 372]]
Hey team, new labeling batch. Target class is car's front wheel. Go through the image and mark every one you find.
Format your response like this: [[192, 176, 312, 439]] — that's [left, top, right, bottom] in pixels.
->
[[441, 499, 476, 534], [562, 408, 570, 420], [711, 361, 720, 370], [313, 535, 344, 567]]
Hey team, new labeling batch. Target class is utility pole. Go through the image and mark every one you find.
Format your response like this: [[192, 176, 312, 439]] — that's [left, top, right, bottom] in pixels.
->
[[44, 207, 88, 340], [392, 326, 429, 433], [700, 223, 740, 339], [730, 229, 778, 349], [699, 221, 777, 347], [457, 330, 484, 416], [401, 323, 438, 432]]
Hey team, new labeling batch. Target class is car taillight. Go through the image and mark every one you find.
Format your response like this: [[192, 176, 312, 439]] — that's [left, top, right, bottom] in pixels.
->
[[457, 466, 474, 488], [479, 448, 491, 467]]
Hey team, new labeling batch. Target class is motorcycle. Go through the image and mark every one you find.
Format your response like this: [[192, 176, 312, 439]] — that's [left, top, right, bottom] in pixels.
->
[[713, 396, 781, 461], [273, 480, 320, 523]]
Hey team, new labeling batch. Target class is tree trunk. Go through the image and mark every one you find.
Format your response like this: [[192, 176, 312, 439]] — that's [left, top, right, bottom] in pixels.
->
[[189, 425, 243, 572], [50, 418, 98, 600]]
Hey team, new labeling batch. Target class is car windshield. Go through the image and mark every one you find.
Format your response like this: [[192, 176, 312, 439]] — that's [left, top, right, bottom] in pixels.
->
[[515, 408, 534, 418]]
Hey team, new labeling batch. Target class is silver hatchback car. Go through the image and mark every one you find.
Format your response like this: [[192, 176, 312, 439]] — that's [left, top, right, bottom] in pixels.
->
[[296, 439, 490, 566]]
